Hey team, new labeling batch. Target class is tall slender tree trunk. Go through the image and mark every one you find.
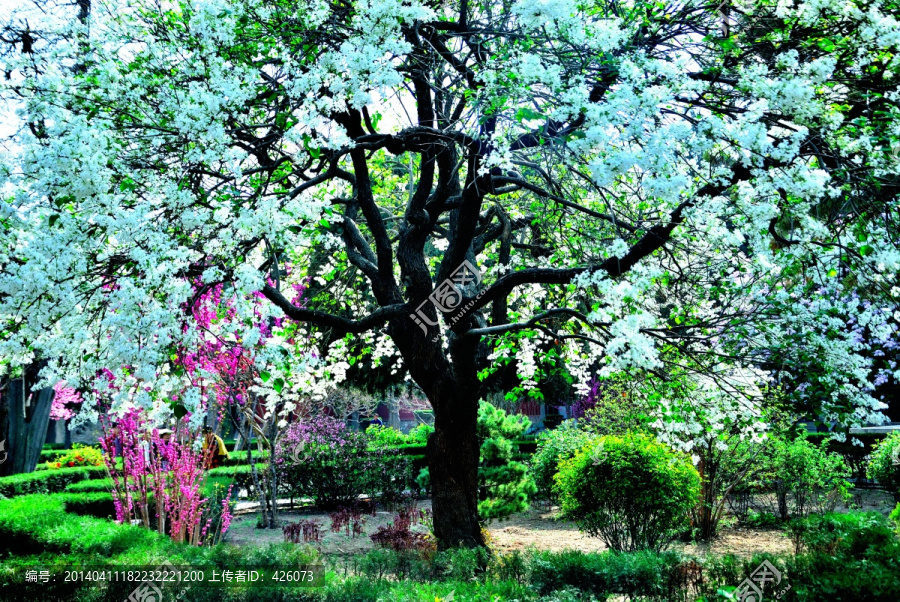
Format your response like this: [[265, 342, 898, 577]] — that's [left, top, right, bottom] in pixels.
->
[[2, 374, 54, 476]]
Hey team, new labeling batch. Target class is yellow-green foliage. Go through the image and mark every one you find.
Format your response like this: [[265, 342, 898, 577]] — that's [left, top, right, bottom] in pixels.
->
[[555, 433, 699, 552], [45, 444, 104, 470]]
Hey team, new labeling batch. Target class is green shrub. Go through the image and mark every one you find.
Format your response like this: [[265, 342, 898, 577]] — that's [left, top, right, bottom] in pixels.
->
[[785, 556, 900, 602], [436, 547, 492, 582], [868, 432, 900, 500], [755, 432, 851, 519], [743, 509, 780, 528], [787, 511, 899, 558], [366, 424, 435, 450], [490, 549, 528, 585], [577, 378, 651, 438], [276, 417, 418, 509], [530, 421, 595, 502], [477, 403, 537, 521], [526, 549, 686, 599], [892, 503, 900, 536], [365, 424, 408, 447], [417, 403, 537, 522], [0, 466, 107, 497], [407, 423, 435, 445], [555, 433, 700, 552]]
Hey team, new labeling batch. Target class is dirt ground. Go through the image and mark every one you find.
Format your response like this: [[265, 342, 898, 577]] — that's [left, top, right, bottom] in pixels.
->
[[227, 489, 897, 558], [484, 505, 796, 558]]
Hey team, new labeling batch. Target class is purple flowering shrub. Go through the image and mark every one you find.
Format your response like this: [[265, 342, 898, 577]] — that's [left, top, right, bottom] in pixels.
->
[[572, 376, 601, 419], [275, 416, 416, 509]]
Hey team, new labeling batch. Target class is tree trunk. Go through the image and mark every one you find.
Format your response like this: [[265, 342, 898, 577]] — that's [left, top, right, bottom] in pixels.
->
[[47, 419, 68, 446], [265, 418, 279, 528], [388, 396, 401, 430], [2, 377, 54, 476], [427, 385, 484, 549], [394, 320, 487, 549]]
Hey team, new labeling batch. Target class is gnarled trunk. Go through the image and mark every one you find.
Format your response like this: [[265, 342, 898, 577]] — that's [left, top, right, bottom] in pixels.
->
[[392, 315, 487, 549], [427, 384, 484, 548]]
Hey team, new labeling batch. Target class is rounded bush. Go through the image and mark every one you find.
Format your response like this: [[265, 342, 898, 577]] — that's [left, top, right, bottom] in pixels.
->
[[555, 433, 700, 552]]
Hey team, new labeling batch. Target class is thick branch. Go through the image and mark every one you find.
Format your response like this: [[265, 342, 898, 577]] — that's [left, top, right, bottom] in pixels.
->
[[262, 285, 406, 334]]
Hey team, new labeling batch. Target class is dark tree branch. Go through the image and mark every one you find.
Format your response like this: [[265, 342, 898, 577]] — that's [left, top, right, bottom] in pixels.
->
[[262, 285, 406, 334]]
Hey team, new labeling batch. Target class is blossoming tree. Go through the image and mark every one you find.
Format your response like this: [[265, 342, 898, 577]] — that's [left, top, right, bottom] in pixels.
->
[[1, 0, 898, 548]]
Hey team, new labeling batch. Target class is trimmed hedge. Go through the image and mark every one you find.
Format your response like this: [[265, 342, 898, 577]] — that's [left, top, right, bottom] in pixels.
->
[[0, 466, 107, 497], [64, 479, 113, 494], [61, 492, 117, 519], [0, 493, 162, 557], [368, 443, 428, 456]]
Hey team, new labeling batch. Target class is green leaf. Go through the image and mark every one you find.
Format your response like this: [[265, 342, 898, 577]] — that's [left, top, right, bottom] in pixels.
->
[[827, 268, 838, 278], [119, 177, 137, 193], [817, 38, 835, 52], [514, 107, 544, 122], [260, 370, 271, 382], [273, 378, 284, 393], [48, 214, 59, 227], [172, 403, 188, 419]]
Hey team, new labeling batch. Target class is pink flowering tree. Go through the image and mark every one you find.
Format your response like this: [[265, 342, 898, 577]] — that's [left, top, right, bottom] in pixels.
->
[[49, 381, 83, 422], [170, 272, 312, 528], [99, 409, 234, 545]]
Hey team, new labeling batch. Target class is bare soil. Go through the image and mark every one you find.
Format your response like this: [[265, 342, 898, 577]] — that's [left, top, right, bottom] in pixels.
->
[[226, 489, 897, 558]]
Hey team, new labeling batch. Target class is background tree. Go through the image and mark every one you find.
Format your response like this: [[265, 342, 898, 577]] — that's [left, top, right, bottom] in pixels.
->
[[0, 0, 898, 549]]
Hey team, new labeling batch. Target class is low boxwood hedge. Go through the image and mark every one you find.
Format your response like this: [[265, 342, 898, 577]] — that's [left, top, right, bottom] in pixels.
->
[[0, 466, 107, 497], [0, 493, 162, 558], [64, 479, 113, 494], [61, 491, 117, 519]]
